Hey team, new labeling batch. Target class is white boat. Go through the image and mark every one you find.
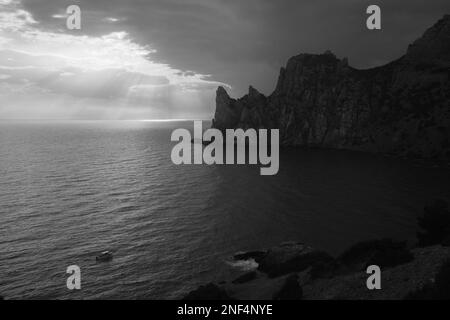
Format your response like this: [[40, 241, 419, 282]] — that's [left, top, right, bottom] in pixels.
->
[[96, 251, 113, 262]]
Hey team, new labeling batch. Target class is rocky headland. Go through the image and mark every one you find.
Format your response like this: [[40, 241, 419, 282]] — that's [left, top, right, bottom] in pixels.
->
[[183, 15, 450, 301], [212, 15, 450, 162]]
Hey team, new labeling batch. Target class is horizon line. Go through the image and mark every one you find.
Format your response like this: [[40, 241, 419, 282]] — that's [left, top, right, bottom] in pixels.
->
[[0, 118, 212, 122]]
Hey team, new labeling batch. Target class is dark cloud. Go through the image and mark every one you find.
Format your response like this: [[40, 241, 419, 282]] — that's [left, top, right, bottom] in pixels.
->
[[16, 0, 450, 97]]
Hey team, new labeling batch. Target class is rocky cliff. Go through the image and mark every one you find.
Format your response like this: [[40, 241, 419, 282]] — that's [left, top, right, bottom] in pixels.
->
[[213, 15, 450, 161]]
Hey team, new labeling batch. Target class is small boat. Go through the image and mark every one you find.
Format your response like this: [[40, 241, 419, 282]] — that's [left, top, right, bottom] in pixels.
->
[[96, 251, 113, 262]]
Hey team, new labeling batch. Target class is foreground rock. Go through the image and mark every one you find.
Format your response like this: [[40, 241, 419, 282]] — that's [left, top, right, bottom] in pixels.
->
[[303, 246, 450, 300], [257, 242, 334, 278], [272, 274, 303, 300], [232, 272, 258, 284], [183, 283, 233, 300], [183, 204, 450, 300], [183, 244, 450, 300], [212, 15, 450, 162], [337, 239, 414, 272]]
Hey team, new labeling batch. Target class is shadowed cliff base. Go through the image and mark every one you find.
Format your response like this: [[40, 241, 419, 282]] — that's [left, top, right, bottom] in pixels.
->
[[212, 15, 450, 163]]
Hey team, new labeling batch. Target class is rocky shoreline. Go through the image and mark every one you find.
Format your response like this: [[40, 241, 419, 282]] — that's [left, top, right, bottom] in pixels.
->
[[183, 200, 450, 300], [183, 243, 450, 301]]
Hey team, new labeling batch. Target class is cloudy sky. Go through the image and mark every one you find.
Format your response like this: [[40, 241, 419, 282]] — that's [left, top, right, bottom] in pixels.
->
[[0, 0, 448, 120]]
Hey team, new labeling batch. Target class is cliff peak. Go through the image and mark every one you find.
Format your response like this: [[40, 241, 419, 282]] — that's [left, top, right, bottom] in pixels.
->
[[216, 86, 230, 98], [248, 85, 262, 98], [406, 14, 450, 65]]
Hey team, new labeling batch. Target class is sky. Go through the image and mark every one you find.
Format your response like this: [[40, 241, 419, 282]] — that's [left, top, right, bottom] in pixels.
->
[[0, 0, 448, 120]]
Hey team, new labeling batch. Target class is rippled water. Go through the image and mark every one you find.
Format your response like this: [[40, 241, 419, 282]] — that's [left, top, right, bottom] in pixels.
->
[[0, 120, 449, 299]]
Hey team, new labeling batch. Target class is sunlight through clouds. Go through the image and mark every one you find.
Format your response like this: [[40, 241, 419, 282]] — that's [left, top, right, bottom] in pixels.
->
[[0, 0, 227, 119]]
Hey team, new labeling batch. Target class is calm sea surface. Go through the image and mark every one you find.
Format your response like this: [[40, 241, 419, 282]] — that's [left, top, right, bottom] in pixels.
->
[[0, 120, 449, 299]]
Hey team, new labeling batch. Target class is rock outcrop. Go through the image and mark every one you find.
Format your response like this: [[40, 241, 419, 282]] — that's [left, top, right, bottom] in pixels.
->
[[182, 244, 450, 300], [272, 274, 303, 300], [302, 246, 450, 300], [182, 283, 233, 300], [256, 242, 334, 278], [182, 202, 450, 300], [232, 271, 257, 284], [213, 15, 450, 161]]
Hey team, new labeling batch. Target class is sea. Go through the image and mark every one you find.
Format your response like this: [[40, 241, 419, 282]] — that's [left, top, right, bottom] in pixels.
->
[[0, 120, 449, 299]]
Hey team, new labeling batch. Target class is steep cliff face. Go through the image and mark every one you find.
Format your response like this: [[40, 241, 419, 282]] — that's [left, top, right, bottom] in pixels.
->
[[213, 15, 450, 160]]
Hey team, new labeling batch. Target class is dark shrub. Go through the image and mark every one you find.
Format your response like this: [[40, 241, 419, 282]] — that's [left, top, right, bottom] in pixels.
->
[[273, 274, 303, 300], [435, 259, 450, 299], [309, 256, 341, 279], [339, 239, 414, 271], [417, 199, 450, 247], [404, 259, 450, 300], [404, 284, 435, 300]]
